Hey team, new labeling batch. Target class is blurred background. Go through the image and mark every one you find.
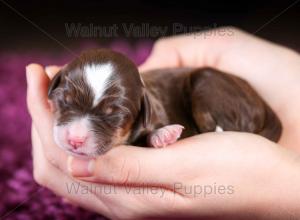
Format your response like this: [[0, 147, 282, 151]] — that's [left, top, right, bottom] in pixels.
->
[[1, 0, 300, 51], [0, 0, 299, 219]]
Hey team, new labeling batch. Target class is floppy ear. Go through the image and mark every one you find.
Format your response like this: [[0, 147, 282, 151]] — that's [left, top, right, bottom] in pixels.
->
[[48, 71, 62, 98], [141, 90, 152, 128]]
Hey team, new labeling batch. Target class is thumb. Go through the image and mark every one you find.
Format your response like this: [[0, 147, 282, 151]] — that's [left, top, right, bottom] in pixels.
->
[[26, 63, 52, 120], [26, 63, 54, 142], [67, 144, 183, 188], [26, 63, 68, 170]]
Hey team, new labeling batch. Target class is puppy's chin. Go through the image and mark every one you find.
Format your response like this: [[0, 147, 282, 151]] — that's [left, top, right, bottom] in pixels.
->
[[58, 142, 101, 158], [65, 148, 96, 159]]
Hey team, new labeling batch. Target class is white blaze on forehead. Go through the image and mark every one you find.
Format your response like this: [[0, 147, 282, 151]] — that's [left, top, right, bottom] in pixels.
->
[[84, 63, 113, 106]]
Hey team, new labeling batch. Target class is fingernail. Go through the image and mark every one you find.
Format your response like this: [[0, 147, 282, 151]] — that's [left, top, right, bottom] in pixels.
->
[[67, 156, 95, 177]]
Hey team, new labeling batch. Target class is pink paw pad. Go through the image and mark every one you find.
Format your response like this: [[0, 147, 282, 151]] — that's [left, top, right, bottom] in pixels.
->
[[148, 124, 184, 148]]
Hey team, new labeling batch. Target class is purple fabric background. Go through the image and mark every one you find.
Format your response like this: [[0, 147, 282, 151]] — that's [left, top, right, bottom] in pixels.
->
[[0, 40, 152, 220]]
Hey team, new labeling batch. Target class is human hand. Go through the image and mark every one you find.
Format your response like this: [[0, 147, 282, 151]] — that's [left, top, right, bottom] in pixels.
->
[[27, 27, 300, 219], [140, 27, 300, 151], [27, 65, 300, 219], [67, 132, 300, 219]]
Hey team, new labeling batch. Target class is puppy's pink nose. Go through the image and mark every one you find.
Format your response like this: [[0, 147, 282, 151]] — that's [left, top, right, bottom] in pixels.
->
[[66, 118, 89, 149], [68, 137, 86, 149]]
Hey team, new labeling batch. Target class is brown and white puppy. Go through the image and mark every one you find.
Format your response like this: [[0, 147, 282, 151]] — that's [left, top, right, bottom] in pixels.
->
[[48, 49, 282, 157]]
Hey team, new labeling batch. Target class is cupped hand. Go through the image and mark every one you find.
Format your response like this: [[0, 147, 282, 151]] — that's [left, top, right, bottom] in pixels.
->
[[140, 27, 300, 150], [68, 131, 300, 219], [27, 27, 300, 219]]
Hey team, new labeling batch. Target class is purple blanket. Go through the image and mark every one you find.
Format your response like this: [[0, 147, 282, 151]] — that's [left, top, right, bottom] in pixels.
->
[[0, 40, 152, 220]]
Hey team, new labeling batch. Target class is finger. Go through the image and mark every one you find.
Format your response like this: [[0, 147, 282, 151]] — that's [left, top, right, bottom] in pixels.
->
[[33, 126, 182, 219], [45, 65, 62, 79], [31, 124, 67, 182], [138, 27, 238, 72], [33, 124, 179, 219], [138, 40, 181, 72], [67, 136, 205, 188], [44, 65, 62, 112], [68, 145, 172, 187], [26, 63, 51, 119], [138, 34, 193, 72], [32, 125, 111, 216], [93, 184, 186, 218], [26, 63, 53, 143], [26, 64, 68, 170]]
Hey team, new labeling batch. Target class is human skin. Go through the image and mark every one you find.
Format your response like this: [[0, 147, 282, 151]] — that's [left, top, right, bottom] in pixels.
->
[[27, 27, 300, 219]]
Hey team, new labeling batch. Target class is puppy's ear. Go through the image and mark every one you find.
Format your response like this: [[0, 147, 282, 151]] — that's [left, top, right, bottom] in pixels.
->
[[141, 90, 152, 128], [48, 71, 62, 98]]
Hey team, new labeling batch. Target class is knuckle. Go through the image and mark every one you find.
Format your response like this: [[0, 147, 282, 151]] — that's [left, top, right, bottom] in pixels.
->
[[153, 37, 169, 50], [102, 153, 141, 184], [119, 158, 141, 184]]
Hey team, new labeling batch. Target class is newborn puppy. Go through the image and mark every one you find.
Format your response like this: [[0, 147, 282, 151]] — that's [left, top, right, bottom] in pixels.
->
[[48, 49, 282, 157]]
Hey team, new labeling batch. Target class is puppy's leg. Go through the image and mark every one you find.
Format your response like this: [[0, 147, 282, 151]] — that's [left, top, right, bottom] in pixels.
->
[[147, 124, 184, 148], [188, 68, 281, 141], [189, 68, 262, 133]]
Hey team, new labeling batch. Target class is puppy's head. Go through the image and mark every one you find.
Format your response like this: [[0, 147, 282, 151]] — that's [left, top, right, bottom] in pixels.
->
[[48, 49, 151, 157]]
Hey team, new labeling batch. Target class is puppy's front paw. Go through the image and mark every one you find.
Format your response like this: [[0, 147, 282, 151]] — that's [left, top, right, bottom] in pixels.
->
[[148, 124, 184, 148]]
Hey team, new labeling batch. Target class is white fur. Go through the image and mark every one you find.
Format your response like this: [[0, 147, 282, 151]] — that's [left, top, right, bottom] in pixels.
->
[[53, 116, 100, 157], [84, 63, 113, 106], [139, 74, 145, 86], [215, 125, 224, 132]]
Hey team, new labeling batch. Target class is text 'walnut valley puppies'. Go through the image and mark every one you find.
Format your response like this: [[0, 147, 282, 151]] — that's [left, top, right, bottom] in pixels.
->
[[48, 49, 282, 158]]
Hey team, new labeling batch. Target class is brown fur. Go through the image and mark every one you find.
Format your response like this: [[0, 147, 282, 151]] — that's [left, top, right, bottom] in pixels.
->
[[48, 49, 282, 154], [138, 68, 281, 142]]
